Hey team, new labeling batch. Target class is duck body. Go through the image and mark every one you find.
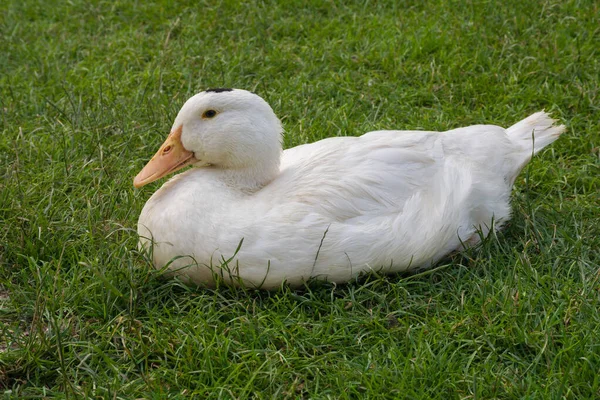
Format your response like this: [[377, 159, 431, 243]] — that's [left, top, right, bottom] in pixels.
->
[[135, 89, 565, 289]]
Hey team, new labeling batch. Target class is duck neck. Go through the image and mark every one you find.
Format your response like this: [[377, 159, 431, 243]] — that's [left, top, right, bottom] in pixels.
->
[[216, 154, 281, 193]]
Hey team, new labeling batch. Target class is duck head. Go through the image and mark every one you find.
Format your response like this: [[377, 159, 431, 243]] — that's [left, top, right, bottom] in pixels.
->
[[134, 88, 283, 188]]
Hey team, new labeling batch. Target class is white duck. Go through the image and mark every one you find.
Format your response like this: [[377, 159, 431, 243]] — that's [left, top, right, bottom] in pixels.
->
[[134, 88, 565, 289]]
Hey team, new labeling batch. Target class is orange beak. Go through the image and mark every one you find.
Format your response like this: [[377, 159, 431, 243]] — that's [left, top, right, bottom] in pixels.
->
[[133, 126, 197, 188]]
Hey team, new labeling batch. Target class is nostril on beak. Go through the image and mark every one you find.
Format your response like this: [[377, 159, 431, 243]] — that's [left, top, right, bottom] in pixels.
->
[[163, 145, 172, 154]]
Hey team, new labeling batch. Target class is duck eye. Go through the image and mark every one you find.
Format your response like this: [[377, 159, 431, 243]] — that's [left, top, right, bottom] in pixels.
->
[[202, 109, 217, 119]]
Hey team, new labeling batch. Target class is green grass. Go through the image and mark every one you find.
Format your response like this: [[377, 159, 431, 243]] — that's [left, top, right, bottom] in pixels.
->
[[1, 0, 599, 398]]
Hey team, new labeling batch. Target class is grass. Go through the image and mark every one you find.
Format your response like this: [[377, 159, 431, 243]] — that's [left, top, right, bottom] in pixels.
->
[[1, 0, 599, 398]]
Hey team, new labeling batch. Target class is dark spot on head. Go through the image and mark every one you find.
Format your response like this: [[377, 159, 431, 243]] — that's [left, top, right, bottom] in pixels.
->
[[206, 88, 233, 93]]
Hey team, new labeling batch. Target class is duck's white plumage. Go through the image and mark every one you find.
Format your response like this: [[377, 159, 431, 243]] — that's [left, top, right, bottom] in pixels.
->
[[135, 89, 565, 289]]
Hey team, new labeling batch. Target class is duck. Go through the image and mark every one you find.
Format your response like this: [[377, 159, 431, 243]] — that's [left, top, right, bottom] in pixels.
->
[[134, 88, 565, 289]]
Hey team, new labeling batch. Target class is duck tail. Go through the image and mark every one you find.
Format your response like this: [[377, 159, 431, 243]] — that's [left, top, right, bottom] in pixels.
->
[[507, 111, 566, 156]]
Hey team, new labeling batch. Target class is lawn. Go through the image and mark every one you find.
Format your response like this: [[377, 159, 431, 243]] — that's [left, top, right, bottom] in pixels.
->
[[1, 0, 599, 398]]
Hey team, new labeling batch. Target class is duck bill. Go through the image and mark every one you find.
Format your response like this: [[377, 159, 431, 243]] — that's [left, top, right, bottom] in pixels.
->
[[133, 126, 197, 188]]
